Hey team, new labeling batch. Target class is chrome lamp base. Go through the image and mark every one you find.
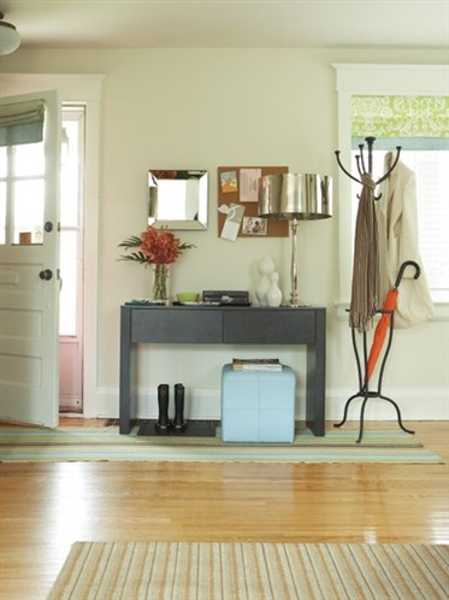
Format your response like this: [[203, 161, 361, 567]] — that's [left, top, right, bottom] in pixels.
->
[[289, 219, 301, 307]]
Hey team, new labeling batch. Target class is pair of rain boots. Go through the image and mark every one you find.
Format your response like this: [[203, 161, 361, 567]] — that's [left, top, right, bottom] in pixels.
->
[[155, 383, 187, 433]]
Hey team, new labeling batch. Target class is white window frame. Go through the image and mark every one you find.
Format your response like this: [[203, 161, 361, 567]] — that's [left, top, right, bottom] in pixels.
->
[[0, 73, 104, 416], [333, 63, 449, 320]]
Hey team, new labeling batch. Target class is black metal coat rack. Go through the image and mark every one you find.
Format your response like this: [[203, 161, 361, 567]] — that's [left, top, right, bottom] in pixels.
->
[[334, 136, 421, 443]]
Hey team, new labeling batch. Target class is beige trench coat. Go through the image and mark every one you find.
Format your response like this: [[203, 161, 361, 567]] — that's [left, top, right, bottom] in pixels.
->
[[377, 157, 434, 328]]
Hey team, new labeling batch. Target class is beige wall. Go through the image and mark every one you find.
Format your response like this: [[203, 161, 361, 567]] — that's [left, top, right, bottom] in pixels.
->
[[1, 47, 448, 418]]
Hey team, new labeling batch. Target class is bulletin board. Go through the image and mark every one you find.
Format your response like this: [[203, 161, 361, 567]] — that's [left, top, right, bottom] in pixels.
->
[[217, 165, 289, 238]]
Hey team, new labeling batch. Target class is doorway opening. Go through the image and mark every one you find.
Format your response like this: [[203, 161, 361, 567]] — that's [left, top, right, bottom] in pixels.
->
[[59, 105, 85, 413]]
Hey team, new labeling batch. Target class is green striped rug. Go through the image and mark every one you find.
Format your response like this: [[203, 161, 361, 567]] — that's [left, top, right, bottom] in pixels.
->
[[0, 426, 442, 463]]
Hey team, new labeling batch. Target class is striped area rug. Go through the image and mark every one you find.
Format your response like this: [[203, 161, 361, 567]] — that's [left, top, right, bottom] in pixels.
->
[[49, 542, 449, 599], [0, 426, 442, 463]]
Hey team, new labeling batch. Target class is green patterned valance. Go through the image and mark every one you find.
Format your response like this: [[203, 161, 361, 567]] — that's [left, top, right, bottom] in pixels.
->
[[351, 95, 449, 138]]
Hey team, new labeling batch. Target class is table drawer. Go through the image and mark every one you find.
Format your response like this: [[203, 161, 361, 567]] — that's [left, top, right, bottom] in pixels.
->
[[131, 309, 223, 343], [223, 310, 315, 344]]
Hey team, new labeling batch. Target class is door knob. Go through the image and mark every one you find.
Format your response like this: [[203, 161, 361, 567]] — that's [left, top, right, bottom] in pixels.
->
[[39, 269, 53, 281]]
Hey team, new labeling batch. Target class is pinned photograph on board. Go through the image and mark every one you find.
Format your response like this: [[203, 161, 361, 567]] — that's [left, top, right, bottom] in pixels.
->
[[242, 216, 268, 236], [220, 170, 238, 194]]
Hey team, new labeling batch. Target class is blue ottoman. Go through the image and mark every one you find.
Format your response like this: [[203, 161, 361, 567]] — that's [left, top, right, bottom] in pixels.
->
[[221, 364, 295, 443]]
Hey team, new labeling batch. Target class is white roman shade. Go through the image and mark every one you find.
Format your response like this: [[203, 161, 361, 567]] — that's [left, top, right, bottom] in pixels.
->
[[0, 99, 45, 147]]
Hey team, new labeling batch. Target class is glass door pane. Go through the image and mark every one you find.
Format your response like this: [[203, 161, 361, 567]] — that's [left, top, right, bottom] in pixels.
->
[[13, 179, 44, 244], [13, 142, 45, 177]]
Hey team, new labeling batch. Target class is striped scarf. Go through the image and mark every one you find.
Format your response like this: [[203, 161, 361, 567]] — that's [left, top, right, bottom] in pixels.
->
[[349, 174, 380, 331]]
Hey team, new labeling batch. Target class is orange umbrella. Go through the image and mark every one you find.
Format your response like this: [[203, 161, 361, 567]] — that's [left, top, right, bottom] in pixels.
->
[[365, 261, 420, 382], [365, 289, 398, 381]]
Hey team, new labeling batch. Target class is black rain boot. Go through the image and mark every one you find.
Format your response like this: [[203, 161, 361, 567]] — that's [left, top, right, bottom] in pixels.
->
[[156, 384, 170, 433], [173, 383, 187, 432]]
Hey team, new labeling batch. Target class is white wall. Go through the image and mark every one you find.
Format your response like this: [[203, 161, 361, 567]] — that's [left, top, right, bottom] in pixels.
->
[[1, 47, 448, 420]]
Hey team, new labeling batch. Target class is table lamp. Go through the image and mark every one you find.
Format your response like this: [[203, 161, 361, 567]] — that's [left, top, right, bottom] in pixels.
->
[[259, 173, 333, 306]]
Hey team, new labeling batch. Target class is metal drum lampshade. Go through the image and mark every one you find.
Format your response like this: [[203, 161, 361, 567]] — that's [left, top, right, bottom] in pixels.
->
[[259, 173, 332, 306]]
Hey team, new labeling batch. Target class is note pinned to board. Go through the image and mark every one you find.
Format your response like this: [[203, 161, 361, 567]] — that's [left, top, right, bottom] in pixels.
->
[[239, 168, 262, 203], [218, 203, 246, 241]]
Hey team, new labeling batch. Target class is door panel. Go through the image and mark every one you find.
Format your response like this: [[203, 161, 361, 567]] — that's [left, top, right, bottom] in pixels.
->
[[0, 308, 42, 338], [0, 90, 60, 427]]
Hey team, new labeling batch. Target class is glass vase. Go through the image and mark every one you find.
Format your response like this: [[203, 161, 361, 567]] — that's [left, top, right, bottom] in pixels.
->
[[152, 264, 170, 303]]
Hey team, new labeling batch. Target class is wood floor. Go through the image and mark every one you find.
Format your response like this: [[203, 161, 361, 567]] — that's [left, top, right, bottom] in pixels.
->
[[0, 420, 448, 599]]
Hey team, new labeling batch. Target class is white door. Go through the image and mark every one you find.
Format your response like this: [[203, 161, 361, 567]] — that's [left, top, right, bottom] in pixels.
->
[[0, 90, 61, 427]]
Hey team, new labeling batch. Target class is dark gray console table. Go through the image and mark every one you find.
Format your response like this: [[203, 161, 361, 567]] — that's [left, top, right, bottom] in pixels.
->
[[119, 305, 326, 436]]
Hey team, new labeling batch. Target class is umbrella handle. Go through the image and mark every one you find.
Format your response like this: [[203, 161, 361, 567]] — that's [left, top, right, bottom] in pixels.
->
[[394, 260, 420, 289]]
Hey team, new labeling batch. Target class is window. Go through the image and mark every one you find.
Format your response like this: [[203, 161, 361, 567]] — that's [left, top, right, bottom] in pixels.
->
[[351, 148, 449, 302], [333, 64, 449, 314], [351, 95, 449, 302]]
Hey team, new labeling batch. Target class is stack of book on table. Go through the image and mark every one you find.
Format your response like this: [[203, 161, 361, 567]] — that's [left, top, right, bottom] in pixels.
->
[[232, 358, 282, 372]]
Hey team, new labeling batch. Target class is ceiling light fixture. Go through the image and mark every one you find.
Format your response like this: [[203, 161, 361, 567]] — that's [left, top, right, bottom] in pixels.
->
[[0, 12, 21, 55]]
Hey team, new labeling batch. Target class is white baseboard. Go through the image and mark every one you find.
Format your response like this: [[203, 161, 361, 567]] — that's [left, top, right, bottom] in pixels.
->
[[92, 385, 449, 420]]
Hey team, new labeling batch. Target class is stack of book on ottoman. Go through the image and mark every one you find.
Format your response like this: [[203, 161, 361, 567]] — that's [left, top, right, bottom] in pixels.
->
[[231, 358, 282, 372]]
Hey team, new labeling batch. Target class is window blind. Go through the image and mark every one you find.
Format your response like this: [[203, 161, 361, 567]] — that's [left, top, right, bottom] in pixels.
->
[[0, 99, 45, 147], [351, 95, 449, 139]]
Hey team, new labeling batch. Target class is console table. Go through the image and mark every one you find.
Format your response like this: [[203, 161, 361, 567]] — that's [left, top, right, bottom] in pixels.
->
[[119, 305, 326, 436]]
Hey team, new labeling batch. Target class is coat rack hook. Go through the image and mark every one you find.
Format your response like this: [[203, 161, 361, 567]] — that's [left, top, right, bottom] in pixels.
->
[[358, 144, 367, 175], [334, 150, 363, 185], [365, 137, 376, 175], [355, 155, 363, 178]]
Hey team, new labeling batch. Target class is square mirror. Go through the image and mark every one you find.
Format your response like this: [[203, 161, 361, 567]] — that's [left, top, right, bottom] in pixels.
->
[[148, 169, 208, 230]]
